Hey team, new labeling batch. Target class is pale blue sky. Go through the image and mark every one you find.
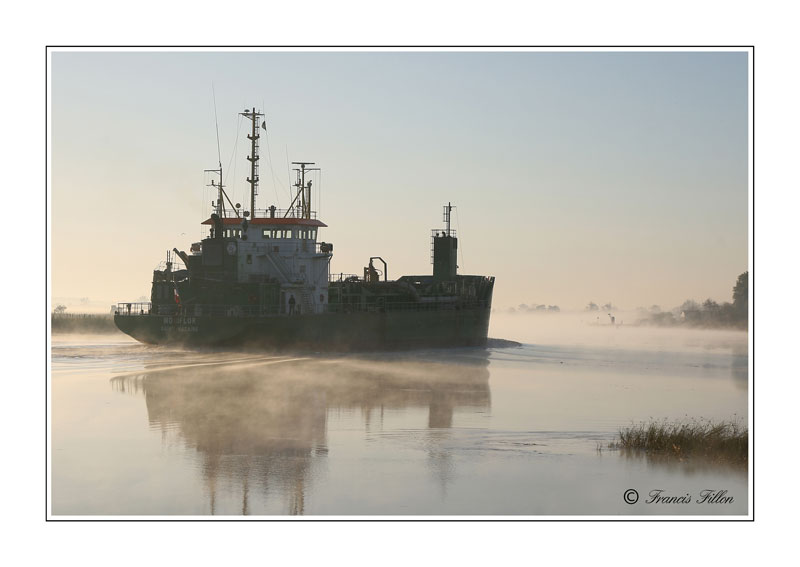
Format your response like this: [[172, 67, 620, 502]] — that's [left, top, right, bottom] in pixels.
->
[[51, 50, 749, 310]]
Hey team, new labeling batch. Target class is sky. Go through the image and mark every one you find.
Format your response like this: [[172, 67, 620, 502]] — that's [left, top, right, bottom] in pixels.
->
[[49, 49, 749, 312]]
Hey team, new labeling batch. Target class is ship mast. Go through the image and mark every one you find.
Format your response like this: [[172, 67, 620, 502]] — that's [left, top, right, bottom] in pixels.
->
[[240, 108, 265, 218], [287, 162, 319, 219], [204, 164, 240, 219], [204, 164, 224, 217]]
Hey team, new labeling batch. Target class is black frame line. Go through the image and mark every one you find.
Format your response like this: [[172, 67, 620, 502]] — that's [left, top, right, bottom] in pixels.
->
[[45, 44, 755, 522]]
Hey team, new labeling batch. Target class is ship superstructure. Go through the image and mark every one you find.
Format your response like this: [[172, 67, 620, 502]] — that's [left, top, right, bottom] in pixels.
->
[[115, 107, 494, 349]]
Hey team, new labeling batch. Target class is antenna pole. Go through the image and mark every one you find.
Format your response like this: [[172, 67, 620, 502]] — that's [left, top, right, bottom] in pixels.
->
[[300, 163, 306, 216], [208, 84, 226, 218]]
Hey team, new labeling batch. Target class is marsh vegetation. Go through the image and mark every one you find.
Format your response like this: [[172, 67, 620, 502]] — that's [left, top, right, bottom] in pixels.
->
[[612, 418, 748, 465], [51, 313, 119, 334]]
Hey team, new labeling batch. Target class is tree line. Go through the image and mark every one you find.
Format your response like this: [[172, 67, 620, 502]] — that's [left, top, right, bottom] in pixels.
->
[[639, 271, 748, 329]]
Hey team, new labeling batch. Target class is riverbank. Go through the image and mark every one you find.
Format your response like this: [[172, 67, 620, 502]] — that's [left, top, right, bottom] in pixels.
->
[[51, 313, 120, 334]]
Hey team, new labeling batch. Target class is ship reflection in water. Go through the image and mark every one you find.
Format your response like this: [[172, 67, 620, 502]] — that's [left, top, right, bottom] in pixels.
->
[[110, 350, 491, 515], [52, 328, 748, 516]]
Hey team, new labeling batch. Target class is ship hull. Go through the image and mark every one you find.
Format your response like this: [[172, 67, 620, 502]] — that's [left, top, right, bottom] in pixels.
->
[[114, 306, 492, 350]]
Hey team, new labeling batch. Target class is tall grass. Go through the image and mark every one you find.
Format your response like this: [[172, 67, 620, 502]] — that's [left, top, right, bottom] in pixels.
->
[[614, 418, 747, 465], [51, 313, 120, 334]]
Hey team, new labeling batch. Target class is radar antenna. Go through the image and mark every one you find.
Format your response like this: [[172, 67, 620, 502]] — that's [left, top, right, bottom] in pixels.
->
[[285, 162, 320, 219]]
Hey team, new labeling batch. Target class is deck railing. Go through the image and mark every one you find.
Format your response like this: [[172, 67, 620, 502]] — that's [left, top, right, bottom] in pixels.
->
[[329, 273, 361, 283], [214, 208, 318, 220], [115, 302, 152, 315]]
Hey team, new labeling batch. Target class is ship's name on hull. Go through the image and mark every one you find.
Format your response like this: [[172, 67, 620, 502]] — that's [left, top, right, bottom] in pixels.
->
[[161, 316, 199, 333]]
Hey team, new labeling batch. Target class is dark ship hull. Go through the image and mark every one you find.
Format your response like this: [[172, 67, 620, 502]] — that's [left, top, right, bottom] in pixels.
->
[[115, 293, 492, 351]]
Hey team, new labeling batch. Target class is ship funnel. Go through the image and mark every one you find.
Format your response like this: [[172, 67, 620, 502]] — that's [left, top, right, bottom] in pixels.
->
[[433, 232, 458, 282], [432, 204, 457, 282]]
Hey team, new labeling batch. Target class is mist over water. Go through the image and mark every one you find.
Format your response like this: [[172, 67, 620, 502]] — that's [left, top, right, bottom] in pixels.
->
[[491, 310, 747, 352], [50, 315, 748, 516]]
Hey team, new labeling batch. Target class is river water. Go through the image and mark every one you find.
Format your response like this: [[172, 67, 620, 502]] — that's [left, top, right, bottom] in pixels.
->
[[49, 314, 749, 516]]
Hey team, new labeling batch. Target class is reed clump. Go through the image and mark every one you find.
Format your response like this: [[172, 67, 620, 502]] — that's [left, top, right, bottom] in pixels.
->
[[51, 313, 119, 334], [615, 418, 747, 465]]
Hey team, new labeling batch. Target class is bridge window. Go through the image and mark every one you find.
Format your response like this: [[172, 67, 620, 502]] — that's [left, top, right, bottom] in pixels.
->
[[261, 228, 303, 239], [295, 228, 317, 241]]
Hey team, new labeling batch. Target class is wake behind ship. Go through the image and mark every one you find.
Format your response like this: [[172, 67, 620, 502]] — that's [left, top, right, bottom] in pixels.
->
[[114, 107, 494, 349]]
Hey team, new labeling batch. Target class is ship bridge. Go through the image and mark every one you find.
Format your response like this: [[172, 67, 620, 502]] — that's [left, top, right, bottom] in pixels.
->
[[202, 213, 326, 238], [198, 207, 332, 315], [202, 210, 328, 251], [194, 113, 332, 315]]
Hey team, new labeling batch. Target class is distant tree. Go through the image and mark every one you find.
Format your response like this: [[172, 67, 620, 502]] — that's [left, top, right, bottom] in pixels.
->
[[586, 302, 599, 311], [733, 271, 748, 322], [518, 303, 530, 312], [53, 304, 67, 314], [649, 305, 661, 314], [602, 302, 616, 311], [679, 299, 700, 312], [719, 302, 736, 326], [702, 299, 720, 312], [548, 305, 560, 312], [650, 311, 675, 326]]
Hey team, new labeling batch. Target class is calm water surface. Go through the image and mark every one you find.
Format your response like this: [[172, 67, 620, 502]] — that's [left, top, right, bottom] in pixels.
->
[[50, 320, 748, 516]]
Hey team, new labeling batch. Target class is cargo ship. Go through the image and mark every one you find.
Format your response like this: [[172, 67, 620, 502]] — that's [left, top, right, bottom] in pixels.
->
[[114, 108, 494, 349]]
